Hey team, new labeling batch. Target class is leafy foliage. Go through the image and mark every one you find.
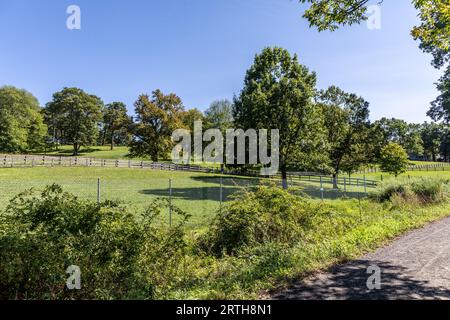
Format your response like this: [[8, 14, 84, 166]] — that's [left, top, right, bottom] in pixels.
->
[[100, 102, 132, 150], [129, 90, 186, 161], [370, 177, 449, 204], [233, 47, 328, 185], [0, 185, 190, 300], [44, 88, 103, 155], [372, 118, 424, 156], [299, 0, 450, 69], [0, 86, 47, 153], [429, 66, 450, 123], [411, 0, 450, 69], [317, 85, 371, 180], [379, 142, 409, 177], [202, 185, 317, 255], [299, 0, 370, 31], [204, 99, 234, 132]]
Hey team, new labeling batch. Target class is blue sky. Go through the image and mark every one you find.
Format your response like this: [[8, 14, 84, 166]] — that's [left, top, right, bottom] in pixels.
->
[[0, 0, 443, 123]]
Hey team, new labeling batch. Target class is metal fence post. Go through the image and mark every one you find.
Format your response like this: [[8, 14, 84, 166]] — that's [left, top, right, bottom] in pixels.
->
[[320, 176, 324, 201], [363, 175, 367, 194], [344, 177, 347, 197], [169, 179, 172, 227], [220, 175, 223, 213], [97, 178, 101, 205]]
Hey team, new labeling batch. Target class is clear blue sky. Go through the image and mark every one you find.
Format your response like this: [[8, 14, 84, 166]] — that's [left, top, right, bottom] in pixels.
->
[[0, 0, 443, 123]]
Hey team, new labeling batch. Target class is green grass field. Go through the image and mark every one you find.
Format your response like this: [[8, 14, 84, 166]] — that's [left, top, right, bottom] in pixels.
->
[[3, 146, 450, 228], [0, 167, 261, 227], [0, 167, 373, 227], [39, 145, 136, 159]]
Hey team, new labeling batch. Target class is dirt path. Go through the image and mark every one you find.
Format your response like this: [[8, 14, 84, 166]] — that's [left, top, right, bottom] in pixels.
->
[[273, 216, 450, 300]]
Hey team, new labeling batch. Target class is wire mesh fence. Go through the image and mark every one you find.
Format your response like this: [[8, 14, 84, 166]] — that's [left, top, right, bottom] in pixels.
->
[[0, 167, 374, 228]]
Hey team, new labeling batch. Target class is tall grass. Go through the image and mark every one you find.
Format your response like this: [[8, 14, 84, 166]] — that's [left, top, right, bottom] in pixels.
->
[[369, 177, 450, 205]]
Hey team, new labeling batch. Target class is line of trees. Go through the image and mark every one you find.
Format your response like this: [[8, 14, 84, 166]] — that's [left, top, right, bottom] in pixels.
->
[[0, 47, 449, 182]]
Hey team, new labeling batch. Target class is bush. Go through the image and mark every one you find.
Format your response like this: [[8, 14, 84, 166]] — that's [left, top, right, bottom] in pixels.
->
[[369, 177, 449, 205], [200, 185, 319, 256], [0, 185, 190, 300]]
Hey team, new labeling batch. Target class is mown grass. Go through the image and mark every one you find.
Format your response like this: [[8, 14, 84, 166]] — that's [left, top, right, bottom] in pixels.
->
[[38, 145, 135, 160], [0, 167, 260, 227]]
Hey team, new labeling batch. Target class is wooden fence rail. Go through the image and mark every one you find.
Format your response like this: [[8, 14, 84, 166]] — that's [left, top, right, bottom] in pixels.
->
[[0, 154, 378, 189]]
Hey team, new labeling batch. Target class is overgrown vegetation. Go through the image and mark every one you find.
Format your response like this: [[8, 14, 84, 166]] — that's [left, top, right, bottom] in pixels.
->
[[0, 178, 449, 300], [370, 177, 449, 205]]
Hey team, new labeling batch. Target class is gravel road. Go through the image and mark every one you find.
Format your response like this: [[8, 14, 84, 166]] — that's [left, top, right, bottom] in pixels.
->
[[273, 216, 450, 300]]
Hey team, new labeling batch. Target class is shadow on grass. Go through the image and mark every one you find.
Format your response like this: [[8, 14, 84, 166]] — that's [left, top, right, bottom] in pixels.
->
[[295, 185, 368, 200], [273, 259, 450, 300], [140, 175, 369, 202], [139, 186, 247, 202]]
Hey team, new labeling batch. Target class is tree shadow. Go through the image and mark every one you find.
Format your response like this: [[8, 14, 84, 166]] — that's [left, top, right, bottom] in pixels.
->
[[139, 186, 248, 202], [295, 185, 368, 200], [273, 259, 450, 300]]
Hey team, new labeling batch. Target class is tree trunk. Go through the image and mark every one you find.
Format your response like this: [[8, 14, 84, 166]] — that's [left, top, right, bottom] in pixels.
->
[[110, 130, 114, 150], [73, 143, 79, 156], [332, 173, 339, 189], [281, 169, 288, 190]]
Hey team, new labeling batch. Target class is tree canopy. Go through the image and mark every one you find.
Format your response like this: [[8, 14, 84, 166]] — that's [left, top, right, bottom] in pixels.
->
[[0, 86, 47, 153], [45, 87, 103, 155], [317, 85, 371, 186], [101, 102, 131, 150], [129, 90, 185, 161], [233, 47, 328, 187], [204, 99, 234, 132], [298, 0, 450, 69], [379, 142, 409, 177]]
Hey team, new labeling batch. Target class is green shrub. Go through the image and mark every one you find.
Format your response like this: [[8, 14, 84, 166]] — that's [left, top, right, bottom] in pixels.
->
[[369, 177, 449, 205], [0, 185, 190, 300], [200, 185, 319, 256]]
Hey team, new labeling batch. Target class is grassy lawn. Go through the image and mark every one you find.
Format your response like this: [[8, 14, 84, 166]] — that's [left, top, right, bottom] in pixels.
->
[[0, 167, 263, 227], [0, 167, 373, 227], [353, 170, 450, 181], [38, 145, 136, 160]]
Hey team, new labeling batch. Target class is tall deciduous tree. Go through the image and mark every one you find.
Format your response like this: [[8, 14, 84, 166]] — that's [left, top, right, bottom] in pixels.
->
[[373, 118, 424, 156], [421, 122, 443, 161], [45, 88, 103, 155], [317, 86, 371, 188], [233, 47, 328, 188], [129, 90, 185, 161], [101, 102, 131, 150], [0, 86, 47, 152]]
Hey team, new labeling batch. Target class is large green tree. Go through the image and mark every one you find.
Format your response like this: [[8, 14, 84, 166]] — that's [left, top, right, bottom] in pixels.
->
[[298, 0, 450, 68], [45, 88, 103, 155], [129, 90, 185, 161], [233, 47, 328, 188], [317, 86, 371, 188], [421, 122, 443, 161], [204, 99, 234, 132], [101, 102, 131, 150], [373, 118, 424, 156], [0, 86, 47, 153]]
